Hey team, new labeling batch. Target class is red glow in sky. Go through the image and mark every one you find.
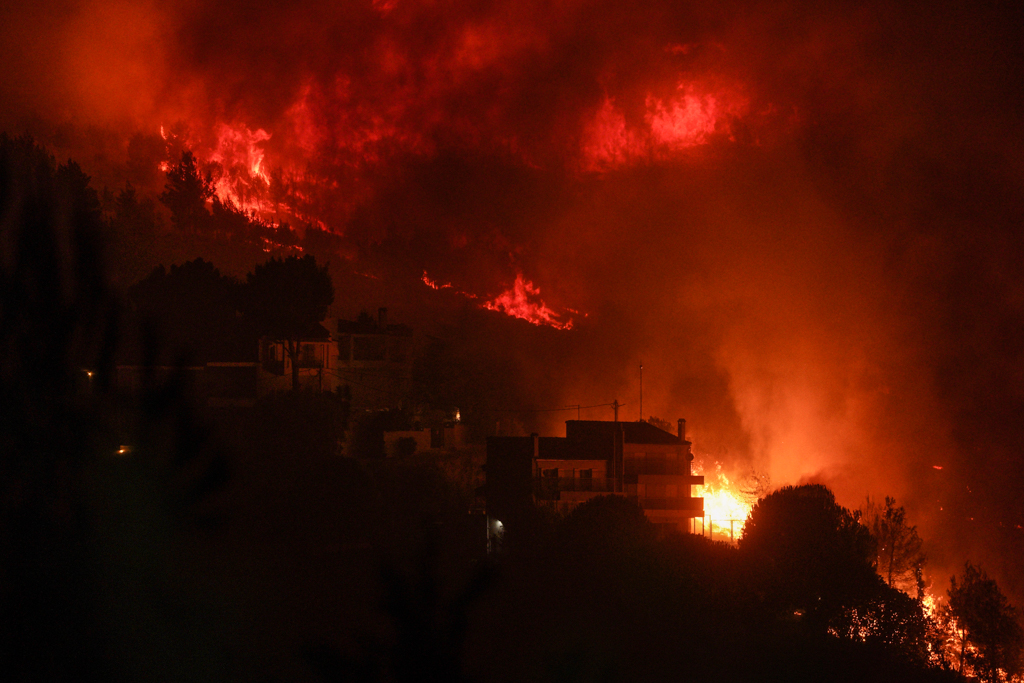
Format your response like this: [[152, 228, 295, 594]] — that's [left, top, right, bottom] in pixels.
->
[[3, 0, 1024, 606]]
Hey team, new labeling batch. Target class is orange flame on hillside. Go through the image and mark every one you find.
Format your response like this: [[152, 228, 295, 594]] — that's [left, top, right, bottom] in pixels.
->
[[208, 123, 271, 213], [422, 271, 454, 291], [483, 273, 574, 330], [421, 270, 577, 330], [581, 81, 750, 172], [421, 271, 479, 298]]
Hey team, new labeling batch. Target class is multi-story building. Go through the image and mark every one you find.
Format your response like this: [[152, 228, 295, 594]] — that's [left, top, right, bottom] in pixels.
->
[[486, 419, 704, 532], [333, 308, 414, 411]]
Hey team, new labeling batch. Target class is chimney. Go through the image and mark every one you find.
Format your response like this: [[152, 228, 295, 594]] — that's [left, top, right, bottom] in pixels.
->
[[378, 307, 387, 331], [678, 418, 686, 442]]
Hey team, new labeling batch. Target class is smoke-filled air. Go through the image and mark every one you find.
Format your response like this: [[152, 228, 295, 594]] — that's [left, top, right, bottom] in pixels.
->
[[3, 0, 1024, 659]]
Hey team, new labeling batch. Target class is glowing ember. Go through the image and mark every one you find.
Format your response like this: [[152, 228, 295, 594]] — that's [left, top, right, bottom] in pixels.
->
[[483, 273, 573, 330]]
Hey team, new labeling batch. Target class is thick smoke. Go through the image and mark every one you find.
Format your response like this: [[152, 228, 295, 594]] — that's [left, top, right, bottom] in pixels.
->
[[3, 0, 1024, 603]]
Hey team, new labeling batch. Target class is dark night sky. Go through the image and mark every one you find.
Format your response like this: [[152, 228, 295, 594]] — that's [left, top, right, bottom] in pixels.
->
[[3, 0, 1024, 602]]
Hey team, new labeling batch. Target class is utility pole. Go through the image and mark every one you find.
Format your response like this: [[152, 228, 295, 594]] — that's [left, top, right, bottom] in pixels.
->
[[613, 399, 620, 422], [639, 363, 643, 421]]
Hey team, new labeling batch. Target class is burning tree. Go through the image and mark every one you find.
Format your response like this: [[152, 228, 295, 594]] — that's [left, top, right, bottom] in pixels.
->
[[862, 496, 926, 598], [943, 562, 1024, 682]]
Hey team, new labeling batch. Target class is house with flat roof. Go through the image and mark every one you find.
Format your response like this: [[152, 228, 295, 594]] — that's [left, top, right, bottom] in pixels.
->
[[486, 418, 704, 532]]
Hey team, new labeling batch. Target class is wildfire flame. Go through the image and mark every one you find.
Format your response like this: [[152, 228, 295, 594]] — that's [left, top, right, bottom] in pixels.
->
[[694, 461, 756, 541], [420, 270, 478, 298], [421, 270, 577, 331], [421, 271, 454, 291], [208, 123, 271, 213], [483, 273, 573, 330], [580, 81, 750, 172]]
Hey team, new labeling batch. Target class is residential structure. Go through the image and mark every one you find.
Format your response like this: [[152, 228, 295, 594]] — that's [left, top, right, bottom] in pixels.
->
[[383, 421, 467, 457], [256, 307, 413, 408], [259, 321, 334, 394], [486, 419, 704, 532], [117, 307, 414, 411], [334, 308, 414, 411]]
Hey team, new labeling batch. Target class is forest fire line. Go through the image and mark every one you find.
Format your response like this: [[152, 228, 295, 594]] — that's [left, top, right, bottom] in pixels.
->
[[150, 69, 762, 223], [4, 0, 1024, 678], [17, 2, 1012, 614], [154, 120, 585, 331], [483, 273, 574, 330], [422, 270, 577, 330]]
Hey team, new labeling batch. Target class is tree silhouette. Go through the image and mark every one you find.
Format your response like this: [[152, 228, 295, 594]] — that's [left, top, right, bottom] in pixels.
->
[[862, 496, 926, 597], [159, 150, 213, 233], [242, 254, 334, 391], [1, 134, 230, 681], [108, 182, 161, 285], [128, 258, 243, 364], [945, 562, 1023, 681], [739, 484, 878, 631]]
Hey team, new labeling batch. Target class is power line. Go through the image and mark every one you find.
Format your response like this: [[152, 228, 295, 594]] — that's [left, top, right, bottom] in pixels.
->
[[477, 401, 625, 414]]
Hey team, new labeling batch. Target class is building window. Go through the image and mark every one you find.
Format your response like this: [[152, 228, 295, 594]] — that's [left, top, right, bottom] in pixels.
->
[[579, 468, 592, 491]]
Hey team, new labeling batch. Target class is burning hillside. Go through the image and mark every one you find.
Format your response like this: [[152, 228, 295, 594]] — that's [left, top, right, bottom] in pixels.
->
[[3, 0, 1024, 610]]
